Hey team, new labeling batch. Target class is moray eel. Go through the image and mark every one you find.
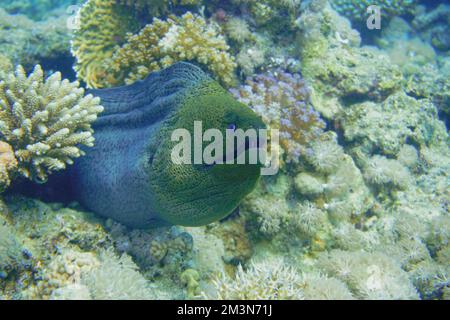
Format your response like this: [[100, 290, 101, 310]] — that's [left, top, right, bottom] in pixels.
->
[[68, 62, 265, 228]]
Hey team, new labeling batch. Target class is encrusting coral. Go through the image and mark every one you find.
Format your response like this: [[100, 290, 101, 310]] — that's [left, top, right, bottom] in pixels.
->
[[0, 65, 104, 182]]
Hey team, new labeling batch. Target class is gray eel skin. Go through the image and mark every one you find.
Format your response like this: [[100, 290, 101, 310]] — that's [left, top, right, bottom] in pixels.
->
[[67, 62, 264, 228]]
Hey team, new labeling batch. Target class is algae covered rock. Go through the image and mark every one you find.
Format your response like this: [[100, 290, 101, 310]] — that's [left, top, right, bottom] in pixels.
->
[[0, 8, 72, 69], [341, 91, 447, 156]]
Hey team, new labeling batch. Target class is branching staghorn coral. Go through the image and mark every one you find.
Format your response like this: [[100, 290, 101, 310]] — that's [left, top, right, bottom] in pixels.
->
[[231, 70, 325, 163], [110, 12, 237, 87], [71, 0, 139, 88], [0, 65, 104, 182]]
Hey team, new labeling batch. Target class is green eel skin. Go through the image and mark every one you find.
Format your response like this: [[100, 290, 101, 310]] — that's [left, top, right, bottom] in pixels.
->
[[69, 62, 265, 228]]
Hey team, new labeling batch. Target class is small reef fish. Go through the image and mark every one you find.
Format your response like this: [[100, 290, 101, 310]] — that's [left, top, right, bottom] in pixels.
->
[[67, 62, 265, 228]]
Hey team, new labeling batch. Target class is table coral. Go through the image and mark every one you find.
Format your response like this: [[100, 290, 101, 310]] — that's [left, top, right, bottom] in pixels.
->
[[0, 65, 104, 182], [110, 12, 237, 87]]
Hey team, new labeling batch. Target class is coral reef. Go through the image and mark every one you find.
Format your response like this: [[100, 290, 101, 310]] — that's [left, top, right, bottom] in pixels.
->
[[0, 65, 104, 182], [1, 0, 449, 301]]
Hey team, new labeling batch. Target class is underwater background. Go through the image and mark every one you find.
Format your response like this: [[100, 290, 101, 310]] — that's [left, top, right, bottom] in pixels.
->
[[0, 0, 449, 300]]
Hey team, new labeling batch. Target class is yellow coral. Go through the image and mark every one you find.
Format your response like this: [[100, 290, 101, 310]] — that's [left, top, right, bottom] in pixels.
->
[[0, 141, 17, 191], [111, 12, 237, 87], [71, 0, 139, 88], [0, 65, 104, 182]]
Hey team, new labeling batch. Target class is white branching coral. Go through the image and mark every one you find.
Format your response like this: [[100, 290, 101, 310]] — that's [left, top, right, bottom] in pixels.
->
[[0, 65, 104, 182], [318, 250, 419, 300], [208, 259, 304, 300], [363, 155, 412, 190], [82, 249, 156, 300]]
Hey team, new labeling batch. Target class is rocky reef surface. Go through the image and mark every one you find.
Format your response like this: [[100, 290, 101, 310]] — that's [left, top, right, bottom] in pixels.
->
[[0, 0, 448, 300]]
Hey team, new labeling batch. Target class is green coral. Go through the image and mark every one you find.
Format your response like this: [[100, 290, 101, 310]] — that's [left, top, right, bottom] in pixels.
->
[[0, 65, 104, 182]]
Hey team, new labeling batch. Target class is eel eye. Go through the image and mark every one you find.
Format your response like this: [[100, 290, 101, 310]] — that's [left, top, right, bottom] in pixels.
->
[[227, 124, 237, 131]]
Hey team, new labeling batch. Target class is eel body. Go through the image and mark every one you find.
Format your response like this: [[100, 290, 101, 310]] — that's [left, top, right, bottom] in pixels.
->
[[68, 63, 264, 228]]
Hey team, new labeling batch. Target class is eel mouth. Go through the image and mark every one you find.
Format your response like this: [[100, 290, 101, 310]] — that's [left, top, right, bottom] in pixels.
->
[[205, 136, 266, 167]]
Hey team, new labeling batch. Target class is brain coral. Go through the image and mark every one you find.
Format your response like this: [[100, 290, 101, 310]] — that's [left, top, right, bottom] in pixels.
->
[[110, 12, 237, 87], [330, 0, 417, 22], [0, 65, 104, 182], [231, 70, 325, 163], [71, 0, 139, 88]]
